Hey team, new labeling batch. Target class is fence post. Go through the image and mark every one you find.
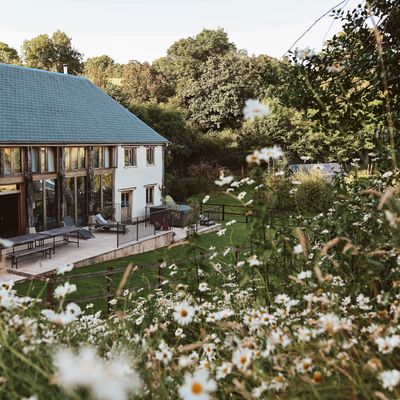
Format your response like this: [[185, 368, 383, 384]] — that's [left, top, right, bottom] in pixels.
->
[[234, 246, 240, 263], [136, 217, 139, 241], [222, 204, 225, 221], [117, 222, 119, 247], [46, 274, 55, 309], [158, 260, 163, 289], [106, 266, 114, 315]]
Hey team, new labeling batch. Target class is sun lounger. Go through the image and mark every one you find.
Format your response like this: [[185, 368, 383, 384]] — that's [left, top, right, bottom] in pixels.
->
[[89, 213, 128, 234]]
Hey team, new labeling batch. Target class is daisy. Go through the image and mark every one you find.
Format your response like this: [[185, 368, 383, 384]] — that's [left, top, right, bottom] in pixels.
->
[[246, 150, 262, 165], [237, 191, 246, 200], [198, 282, 209, 292], [216, 362, 232, 380], [379, 369, 400, 392], [214, 173, 234, 187], [232, 347, 252, 371], [247, 256, 261, 267], [297, 270, 312, 280], [173, 301, 196, 325], [293, 244, 304, 255], [57, 264, 74, 275], [260, 145, 283, 162], [202, 195, 210, 204], [42, 303, 81, 326], [54, 282, 77, 299], [179, 369, 216, 400], [243, 99, 270, 121]]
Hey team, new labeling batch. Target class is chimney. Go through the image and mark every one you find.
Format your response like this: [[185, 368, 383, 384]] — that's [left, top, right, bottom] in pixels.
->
[[63, 64, 68, 74]]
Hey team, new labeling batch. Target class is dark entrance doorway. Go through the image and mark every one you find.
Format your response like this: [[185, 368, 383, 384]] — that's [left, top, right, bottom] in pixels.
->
[[0, 193, 20, 238]]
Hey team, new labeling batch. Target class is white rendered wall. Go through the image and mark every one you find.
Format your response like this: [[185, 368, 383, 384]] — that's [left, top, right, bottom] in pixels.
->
[[113, 145, 164, 221]]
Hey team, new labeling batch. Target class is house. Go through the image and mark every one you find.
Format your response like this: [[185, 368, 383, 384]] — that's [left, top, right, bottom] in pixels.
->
[[0, 63, 168, 238]]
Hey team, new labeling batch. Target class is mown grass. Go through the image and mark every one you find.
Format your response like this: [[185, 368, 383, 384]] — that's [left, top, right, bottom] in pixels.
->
[[16, 192, 254, 312]]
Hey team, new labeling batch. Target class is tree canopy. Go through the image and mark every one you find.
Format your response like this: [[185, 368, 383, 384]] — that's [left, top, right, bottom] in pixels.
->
[[0, 42, 20, 64], [22, 31, 83, 74]]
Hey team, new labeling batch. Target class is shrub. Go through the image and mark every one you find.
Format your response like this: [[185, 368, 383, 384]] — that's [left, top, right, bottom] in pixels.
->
[[293, 169, 333, 213], [264, 174, 295, 213]]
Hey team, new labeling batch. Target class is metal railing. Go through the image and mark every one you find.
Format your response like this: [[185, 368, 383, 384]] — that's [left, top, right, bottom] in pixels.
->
[[116, 209, 168, 247]]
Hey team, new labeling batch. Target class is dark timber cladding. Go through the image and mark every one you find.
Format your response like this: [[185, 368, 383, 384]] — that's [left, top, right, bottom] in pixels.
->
[[0, 63, 168, 237]]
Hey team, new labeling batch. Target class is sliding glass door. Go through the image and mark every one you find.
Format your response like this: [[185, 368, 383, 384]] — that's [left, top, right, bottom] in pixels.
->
[[33, 179, 58, 231], [66, 176, 87, 226]]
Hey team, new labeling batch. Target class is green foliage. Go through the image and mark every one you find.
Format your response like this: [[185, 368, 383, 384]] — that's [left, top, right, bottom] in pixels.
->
[[273, 1, 400, 166], [83, 55, 116, 89], [22, 30, 83, 74], [180, 52, 259, 131], [0, 42, 20, 64], [238, 101, 309, 161], [293, 170, 334, 213], [121, 61, 171, 103], [264, 174, 294, 213]]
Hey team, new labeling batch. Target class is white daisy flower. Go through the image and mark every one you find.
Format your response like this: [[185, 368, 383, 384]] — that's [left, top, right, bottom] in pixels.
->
[[243, 99, 270, 121], [202, 195, 210, 204], [379, 369, 400, 392], [179, 369, 216, 400], [56, 263, 74, 275], [293, 244, 304, 255], [54, 282, 77, 299], [173, 301, 196, 325]]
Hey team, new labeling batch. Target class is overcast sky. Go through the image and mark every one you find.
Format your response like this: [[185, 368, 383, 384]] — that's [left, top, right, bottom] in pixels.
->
[[0, 0, 360, 63]]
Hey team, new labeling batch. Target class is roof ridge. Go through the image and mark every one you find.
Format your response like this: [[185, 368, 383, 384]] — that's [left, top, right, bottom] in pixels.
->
[[0, 62, 88, 81]]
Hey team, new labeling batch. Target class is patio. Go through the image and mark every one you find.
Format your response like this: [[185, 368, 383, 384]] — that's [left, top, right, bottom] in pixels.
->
[[0, 223, 221, 283]]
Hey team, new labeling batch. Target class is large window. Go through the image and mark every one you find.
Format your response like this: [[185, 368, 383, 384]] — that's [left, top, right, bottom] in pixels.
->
[[94, 173, 113, 215], [124, 147, 137, 167], [0, 148, 22, 176], [93, 147, 116, 169], [65, 147, 85, 170], [145, 185, 155, 205], [32, 147, 55, 173], [146, 147, 155, 165], [66, 176, 87, 226], [33, 179, 57, 230]]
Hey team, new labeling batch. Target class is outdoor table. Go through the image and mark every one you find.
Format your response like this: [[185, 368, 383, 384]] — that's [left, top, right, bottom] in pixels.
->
[[8, 233, 50, 253], [40, 226, 81, 254]]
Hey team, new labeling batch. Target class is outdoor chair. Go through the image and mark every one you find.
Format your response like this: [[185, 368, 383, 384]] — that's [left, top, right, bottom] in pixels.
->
[[90, 213, 128, 234], [63, 216, 95, 240]]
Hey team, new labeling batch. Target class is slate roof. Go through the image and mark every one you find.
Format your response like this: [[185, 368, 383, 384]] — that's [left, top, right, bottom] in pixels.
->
[[0, 63, 168, 144]]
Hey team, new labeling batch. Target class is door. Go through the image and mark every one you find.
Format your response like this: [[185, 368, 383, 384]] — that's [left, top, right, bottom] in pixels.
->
[[120, 191, 132, 222], [0, 193, 20, 238]]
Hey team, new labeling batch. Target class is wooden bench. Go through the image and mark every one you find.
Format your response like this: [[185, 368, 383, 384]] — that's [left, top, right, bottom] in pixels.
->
[[9, 244, 53, 269]]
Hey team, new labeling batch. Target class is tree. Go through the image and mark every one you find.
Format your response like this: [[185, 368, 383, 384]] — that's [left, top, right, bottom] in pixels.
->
[[180, 52, 260, 131], [272, 0, 400, 166], [153, 28, 236, 97], [121, 61, 170, 103], [22, 31, 83, 74], [128, 102, 195, 170], [83, 55, 116, 89], [0, 42, 20, 64]]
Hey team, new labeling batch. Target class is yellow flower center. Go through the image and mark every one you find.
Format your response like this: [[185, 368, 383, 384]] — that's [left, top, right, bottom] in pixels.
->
[[181, 309, 188, 317], [191, 382, 203, 394], [240, 356, 247, 364]]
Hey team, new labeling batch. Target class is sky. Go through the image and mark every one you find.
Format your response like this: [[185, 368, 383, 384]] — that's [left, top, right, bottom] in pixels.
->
[[0, 0, 361, 63]]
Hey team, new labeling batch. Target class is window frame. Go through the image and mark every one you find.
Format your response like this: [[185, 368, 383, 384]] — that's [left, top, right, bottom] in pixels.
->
[[93, 146, 117, 169], [145, 185, 155, 205], [146, 147, 155, 166], [65, 147, 86, 171], [0, 147, 22, 177], [124, 147, 137, 167]]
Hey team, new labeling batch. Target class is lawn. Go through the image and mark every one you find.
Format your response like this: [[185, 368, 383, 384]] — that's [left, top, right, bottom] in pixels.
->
[[16, 192, 253, 312]]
